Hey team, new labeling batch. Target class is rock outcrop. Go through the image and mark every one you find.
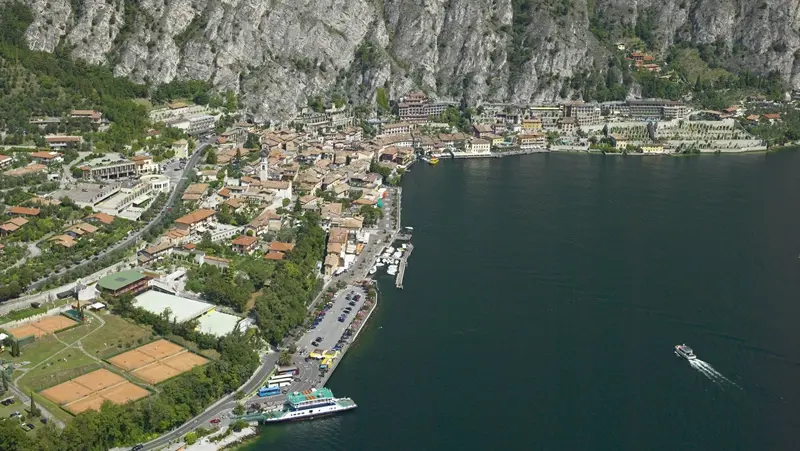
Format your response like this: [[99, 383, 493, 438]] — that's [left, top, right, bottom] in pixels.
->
[[19, 0, 800, 118]]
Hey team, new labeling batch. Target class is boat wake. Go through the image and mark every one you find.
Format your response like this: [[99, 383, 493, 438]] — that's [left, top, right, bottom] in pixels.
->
[[689, 359, 741, 389]]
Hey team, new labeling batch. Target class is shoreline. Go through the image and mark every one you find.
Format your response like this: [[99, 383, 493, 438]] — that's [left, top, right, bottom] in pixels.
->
[[438, 146, 796, 160]]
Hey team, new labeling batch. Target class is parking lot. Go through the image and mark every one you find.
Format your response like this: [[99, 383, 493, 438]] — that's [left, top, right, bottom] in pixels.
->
[[296, 285, 367, 354]]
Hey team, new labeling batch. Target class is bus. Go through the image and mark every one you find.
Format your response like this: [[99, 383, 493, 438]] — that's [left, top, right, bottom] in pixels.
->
[[267, 381, 291, 388], [276, 365, 298, 376], [267, 374, 294, 385], [258, 386, 281, 397]]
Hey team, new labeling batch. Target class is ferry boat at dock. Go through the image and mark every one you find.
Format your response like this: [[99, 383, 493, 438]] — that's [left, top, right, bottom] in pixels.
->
[[257, 388, 356, 423]]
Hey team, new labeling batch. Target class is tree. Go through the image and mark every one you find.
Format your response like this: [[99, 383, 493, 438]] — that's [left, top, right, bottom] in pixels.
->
[[29, 393, 40, 417], [205, 148, 217, 164], [11, 340, 19, 357], [233, 404, 245, 416], [185, 432, 198, 445], [278, 351, 293, 366], [1, 371, 8, 393]]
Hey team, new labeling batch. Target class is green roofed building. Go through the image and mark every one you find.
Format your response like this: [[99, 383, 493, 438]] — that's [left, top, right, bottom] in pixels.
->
[[97, 270, 149, 296]]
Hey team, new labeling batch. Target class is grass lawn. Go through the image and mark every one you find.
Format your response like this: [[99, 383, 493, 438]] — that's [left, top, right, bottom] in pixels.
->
[[7, 335, 65, 369], [166, 334, 220, 361], [81, 312, 152, 359]]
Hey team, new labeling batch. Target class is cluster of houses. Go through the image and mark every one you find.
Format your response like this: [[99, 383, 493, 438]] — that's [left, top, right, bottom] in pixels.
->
[[137, 124, 394, 279]]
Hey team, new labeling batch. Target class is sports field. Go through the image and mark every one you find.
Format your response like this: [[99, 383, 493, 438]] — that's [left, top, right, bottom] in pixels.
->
[[40, 368, 149, 414], [110, 339, 209, 384], [7, 315, 78, 338]]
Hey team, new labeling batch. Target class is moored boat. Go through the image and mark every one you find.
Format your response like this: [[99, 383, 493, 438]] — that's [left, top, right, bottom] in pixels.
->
[[258, 388, 357, 423]]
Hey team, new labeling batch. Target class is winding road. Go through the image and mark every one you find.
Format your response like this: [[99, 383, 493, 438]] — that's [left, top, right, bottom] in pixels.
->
[[20, 141, 210, 293]]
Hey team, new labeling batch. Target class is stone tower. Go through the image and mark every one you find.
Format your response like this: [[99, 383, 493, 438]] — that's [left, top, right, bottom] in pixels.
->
[[259, 150, 269, 181]]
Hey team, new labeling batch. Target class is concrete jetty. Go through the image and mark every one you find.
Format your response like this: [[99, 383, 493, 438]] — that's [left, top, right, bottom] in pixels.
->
[[395, 243, 413, 289]]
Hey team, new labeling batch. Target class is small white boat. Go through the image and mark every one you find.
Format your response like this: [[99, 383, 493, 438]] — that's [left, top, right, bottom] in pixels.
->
[[369, 266, 377, 275], [375, 262, 384, 267], [674, 344, 697, 360]]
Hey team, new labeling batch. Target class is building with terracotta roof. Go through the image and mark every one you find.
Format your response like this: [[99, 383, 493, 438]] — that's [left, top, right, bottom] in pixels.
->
[[8, 206, 40, 217], [247, 209, 282, 235], [65, 222, 99, 238], [231, 235, 259, 254], [269, 241, 295, 253], [0, 217, 28, 235], [264, 251, 286, 261], [4, 163, 46, 177], [87, 212, 115, 225], [174, 209, 216, 233], [44, 135, 82, 149], [49, 234, 77, 248], [30, 151, 64, 164]]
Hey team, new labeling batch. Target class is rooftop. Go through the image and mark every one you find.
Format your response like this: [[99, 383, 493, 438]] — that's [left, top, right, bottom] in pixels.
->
[[134, 290, 214, 323], [196, 311, 241, 337], [175, 209, 216, 225], [97, 270, 147, 291]]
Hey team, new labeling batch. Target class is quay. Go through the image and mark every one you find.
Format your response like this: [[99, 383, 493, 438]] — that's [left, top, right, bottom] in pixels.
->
[[395, 243, 413, 289]]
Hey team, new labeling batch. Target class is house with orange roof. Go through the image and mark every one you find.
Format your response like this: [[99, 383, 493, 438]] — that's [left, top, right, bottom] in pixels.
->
[[30, 151, 64, 164], [231, 235, 259, 254], [174, 209, 216, 233], [0, 217, 28, 235], [8, 206, 40, 217]]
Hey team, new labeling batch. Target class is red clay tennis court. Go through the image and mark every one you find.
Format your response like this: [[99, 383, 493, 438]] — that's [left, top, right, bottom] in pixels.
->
[[41, 368, 150, 414], [108, 349, 156, 371], [63, 382, 149, 414], [162, 351, 209, 372], [40, 381, 94, 405], [7, 315, 78, 338], [132, 363, 183, 384], [95, 382, 149, 405], [136, 339, 184, 360], [71, 368, 124, 391], [109, 340, 210, 384], [64, 394, 107, 414]]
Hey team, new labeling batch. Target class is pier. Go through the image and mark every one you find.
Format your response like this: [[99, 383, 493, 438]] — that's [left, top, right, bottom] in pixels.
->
[[395, 243, 413, 289]]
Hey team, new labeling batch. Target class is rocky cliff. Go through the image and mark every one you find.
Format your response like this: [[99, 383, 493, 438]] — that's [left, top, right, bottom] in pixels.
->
[[18, 0, 800, 118]]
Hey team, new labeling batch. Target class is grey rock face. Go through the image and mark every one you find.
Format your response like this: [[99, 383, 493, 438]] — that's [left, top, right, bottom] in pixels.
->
[[19, 0, 800, 118]]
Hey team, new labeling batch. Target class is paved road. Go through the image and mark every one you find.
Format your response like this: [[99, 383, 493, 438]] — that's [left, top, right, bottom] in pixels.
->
[[25, 142, 210, 292], [138, 351, 279, 451]]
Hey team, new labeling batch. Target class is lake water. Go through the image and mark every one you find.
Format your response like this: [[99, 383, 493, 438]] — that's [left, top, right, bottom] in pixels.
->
[[245, 150, 800, 451]]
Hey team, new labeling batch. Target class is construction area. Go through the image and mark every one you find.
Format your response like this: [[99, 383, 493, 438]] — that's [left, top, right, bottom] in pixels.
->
[[6, 315, 79, 338], [108, 339, 209, 384], [39, 368, 150, 414]]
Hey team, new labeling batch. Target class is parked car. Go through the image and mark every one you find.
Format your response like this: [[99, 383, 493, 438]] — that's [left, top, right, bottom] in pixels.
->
[[311, 341, 319, 347], [338, 317, 345, 323], [348, 301, 356, 306], [26, 423, 35, 430]]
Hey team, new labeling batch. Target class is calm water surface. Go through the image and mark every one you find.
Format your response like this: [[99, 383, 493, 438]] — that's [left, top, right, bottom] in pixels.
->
[[246, 151, 800, 451]]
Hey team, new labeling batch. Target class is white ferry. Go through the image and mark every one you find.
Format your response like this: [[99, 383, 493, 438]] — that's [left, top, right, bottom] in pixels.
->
[[259, 388, 356, 423]]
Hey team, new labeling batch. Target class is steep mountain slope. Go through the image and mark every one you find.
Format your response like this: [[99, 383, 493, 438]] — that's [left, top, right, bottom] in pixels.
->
[[18, 0, 800, 118]]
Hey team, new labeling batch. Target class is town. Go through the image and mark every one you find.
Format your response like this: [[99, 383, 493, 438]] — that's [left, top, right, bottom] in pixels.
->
[[0, 76, 796, 450]]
